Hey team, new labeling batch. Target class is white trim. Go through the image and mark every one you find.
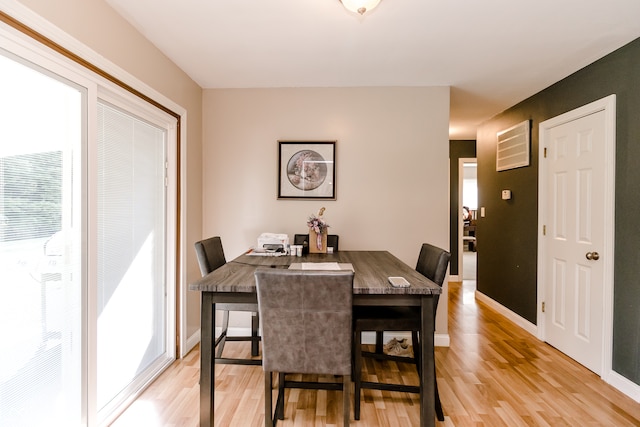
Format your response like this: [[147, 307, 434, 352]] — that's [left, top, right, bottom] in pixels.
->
[[608, 371, 640, 403], [99, 357, 174, 426], [458, 158, 476, 279], [435, 333, 450, 348], [178, 112, 189, 358], [475, 291, 538, 336], [86, 72, 99, 427], [537, 95, 616, 382], [184, 329, 201, 356]]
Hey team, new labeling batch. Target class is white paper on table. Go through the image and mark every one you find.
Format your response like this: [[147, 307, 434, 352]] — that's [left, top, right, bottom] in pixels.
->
[[301, 262, 341, 270], [289, 263, 354, 271]]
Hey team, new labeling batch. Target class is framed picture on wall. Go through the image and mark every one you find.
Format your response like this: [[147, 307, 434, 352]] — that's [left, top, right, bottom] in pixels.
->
[[278, 141, 336, 200]]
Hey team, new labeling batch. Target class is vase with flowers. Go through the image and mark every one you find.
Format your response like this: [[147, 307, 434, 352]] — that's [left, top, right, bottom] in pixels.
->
[[307, 207, 329, 253]]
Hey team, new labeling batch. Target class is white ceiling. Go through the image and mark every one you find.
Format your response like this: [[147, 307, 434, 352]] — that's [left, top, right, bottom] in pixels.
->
[[105, 0, 640, 139]]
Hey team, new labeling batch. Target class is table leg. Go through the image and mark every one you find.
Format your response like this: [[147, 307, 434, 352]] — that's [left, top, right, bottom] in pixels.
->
[[200, 293, 215, 427], [420, 296, 436, 427]]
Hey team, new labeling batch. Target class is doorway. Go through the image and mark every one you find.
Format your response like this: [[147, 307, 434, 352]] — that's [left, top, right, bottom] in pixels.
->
[[458, 159, 477, 283], [537, 95, 616, 377]]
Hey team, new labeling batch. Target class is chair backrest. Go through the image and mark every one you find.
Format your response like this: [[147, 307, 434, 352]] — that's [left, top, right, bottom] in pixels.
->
[[294, 234, 339, 252], [415, 243, 451, 287], [194, 236, 226, 276], [293, 234, 308, 248], [254, 269, 354, 376], [327, 235, 339, 252]]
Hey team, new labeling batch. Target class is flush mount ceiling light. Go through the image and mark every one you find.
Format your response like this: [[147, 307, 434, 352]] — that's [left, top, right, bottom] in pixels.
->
[[339, 0, 382, 16]]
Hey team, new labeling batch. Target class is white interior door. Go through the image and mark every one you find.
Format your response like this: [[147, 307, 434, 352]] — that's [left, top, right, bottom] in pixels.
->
[[538, 96, 616, 376]]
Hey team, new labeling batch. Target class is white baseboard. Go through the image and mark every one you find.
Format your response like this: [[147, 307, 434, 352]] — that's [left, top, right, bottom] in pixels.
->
[[181, 329, 201, 358], [474, 290, 640, 403], [606, 370, 640, 402], [475, 290, 538, 336], [435, 333, 450, 347], [449, 274, 461, 282]]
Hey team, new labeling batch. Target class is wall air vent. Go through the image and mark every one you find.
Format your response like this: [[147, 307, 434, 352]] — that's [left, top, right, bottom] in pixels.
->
[[496, 120, 530, 171]]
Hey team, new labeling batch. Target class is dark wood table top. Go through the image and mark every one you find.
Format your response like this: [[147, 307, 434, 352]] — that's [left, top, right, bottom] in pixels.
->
[[189, 250, 441, 296], [192, 250, 440, 427]]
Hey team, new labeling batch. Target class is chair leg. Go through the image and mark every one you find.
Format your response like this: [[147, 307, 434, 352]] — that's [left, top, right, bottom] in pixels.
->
[[276, 372, 286, 420], [251, 311, 260, 357], [215, 310, 230, 358], [435, 377, 444, 421], [265, 370, 273, 427], [375, 331, 384, 354], [411, 330, 420, 373], [343, 374, 350, 427], [354, 329, 362, 420]]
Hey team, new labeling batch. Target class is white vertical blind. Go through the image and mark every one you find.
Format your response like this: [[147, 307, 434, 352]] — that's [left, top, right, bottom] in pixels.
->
[[95, 102, 167, 415]]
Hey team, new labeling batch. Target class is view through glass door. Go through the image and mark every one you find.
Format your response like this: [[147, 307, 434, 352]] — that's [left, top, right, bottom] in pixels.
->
[[0, 50, 84, 426]]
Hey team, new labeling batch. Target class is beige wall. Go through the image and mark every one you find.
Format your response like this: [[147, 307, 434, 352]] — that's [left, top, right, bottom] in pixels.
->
[[7, 0, 452, 343], [11, 0, 204, 346], [202, 86, 451, 334]]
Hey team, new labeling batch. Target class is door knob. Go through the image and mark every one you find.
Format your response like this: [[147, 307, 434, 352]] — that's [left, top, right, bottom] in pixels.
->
[[585, 252, 600, 261]]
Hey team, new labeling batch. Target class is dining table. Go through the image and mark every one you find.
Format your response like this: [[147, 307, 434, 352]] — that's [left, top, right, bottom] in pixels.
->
[[189, 250, 442, 427]]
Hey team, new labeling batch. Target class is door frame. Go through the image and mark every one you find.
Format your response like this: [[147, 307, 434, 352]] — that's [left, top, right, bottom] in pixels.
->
[[458, 157, 477, 280], [537, 94, 616, 381]]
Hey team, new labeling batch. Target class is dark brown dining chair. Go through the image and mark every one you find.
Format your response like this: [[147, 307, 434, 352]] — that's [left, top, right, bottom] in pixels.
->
[[294, 233, 339, 254], [255, 268, 354, 426], [194, 236, 261, 364], [352, 243, 450, 421]]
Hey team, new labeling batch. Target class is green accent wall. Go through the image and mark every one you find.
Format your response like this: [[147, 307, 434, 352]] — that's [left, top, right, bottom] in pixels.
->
[[477, 37, 640, 384]]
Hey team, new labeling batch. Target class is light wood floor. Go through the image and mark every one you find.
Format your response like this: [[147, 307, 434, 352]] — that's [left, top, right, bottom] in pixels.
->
[[112, 281, 640, 426]]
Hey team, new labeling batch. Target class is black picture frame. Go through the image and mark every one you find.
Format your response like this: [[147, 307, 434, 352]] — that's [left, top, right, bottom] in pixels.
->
[[278, 141, 336, 200]]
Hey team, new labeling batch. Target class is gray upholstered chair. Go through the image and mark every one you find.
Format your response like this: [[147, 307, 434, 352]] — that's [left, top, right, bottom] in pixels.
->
[[294, 233, 339, 254], [353, 243, 450, 421], [255, 268, 354, 426], [194, 236, 260, 363]]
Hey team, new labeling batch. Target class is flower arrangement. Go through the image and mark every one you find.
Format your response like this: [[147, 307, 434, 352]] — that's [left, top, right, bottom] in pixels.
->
[[307, 207, 329, 250], [307, 207, 329, 234]]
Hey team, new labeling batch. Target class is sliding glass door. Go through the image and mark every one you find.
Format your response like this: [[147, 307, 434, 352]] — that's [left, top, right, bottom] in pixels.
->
[[0, 50, 84, 427], [0, 27, 177, 426]]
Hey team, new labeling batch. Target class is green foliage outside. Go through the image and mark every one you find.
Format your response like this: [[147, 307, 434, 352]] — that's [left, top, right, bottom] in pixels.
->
[[0, 151, 62, 241]]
